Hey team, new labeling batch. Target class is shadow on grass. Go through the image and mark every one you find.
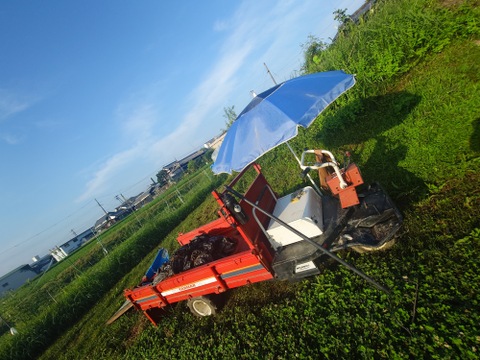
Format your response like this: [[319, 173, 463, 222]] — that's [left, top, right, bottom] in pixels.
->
[[319, 92, 417, 143], [318, 91, 427, 208], [220, 279, 300, 314]]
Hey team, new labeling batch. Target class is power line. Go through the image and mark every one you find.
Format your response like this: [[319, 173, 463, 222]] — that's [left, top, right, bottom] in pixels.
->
[[0, 199, 98, 256]]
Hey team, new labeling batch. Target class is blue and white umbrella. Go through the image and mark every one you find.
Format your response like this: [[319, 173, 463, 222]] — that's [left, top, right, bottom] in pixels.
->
[[211, 70, 355, 174]]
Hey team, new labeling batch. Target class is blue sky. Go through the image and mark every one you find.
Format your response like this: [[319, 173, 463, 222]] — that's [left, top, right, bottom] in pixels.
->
[[0, 0, 364, 276]]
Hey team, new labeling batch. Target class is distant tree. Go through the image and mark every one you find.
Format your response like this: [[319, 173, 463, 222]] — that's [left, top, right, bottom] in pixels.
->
[[333, 8, 350, 25], [156, 169, 169, 186], [201, 148, 214, 164], [187, 160, 199, 174], [301, 35, 328, 72], [223, 106, 237, 130], [333, 8, 353, 39]]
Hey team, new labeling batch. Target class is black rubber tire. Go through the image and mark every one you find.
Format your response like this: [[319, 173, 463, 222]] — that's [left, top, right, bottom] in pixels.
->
[[187, 296, 217, 317]]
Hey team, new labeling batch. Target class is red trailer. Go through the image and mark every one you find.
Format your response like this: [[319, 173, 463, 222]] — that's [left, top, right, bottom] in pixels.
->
[[122, 151, 402, 325]]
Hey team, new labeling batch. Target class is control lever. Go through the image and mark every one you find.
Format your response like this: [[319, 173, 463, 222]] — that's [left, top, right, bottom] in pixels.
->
[[300, 166, 311, 179]]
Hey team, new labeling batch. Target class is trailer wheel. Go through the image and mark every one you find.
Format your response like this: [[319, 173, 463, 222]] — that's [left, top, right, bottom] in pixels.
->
[[187, 296, 217, 317]]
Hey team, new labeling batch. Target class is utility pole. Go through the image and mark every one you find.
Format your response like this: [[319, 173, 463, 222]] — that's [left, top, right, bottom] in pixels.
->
[[117, 193, 142, 228], [95, 198, 109, 216], [264, 62, 278, 85], [120, 193, 129, 204], [115, 195, 123, 207]]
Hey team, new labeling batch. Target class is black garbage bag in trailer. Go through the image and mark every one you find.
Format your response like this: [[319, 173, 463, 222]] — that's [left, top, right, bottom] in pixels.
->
[[153, 235, 237, 284]]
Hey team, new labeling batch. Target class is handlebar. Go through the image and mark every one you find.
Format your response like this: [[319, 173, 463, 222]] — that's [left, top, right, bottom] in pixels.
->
[[300, 150, 348, 189]]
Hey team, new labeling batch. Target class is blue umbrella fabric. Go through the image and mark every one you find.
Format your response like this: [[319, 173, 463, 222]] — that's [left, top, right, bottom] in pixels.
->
[[211, 70, 356, 174]]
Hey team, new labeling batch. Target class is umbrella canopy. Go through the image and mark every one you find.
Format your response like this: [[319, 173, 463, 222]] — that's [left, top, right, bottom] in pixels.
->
[[211, 70, 356, 174]]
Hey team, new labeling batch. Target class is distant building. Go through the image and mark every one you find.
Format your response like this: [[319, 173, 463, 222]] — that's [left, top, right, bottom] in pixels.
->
[[94, 213, 117, 233], [76, 228, 95, 243], [204, 132, 226, 150], [163, 161, 185, 182], [93, 207, 133, 233], [131, 191, 153, 209], [30, 254, 56, 274], [0, 264, 37, 298], [50, 236, 84, 261], [162, 148, 207, 182], [350, 1, 375, 23]]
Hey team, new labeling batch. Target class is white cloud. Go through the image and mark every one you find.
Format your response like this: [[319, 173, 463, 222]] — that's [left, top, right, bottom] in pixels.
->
[[0, 132, 23, 145], [75, 145, 145, 203], [213, 19, 229, 32], [0, 88, 42, 144], [76, 98, 164, 203], [119, 103, 157, 142], [150, 3, 266, 143], [0, 89, 36, 120]]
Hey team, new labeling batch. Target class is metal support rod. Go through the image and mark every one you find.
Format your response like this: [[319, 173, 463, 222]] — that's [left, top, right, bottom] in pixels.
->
[[91, 227, 108, 256], [263, 64, 325, 195], [286, 142, 323, 196], [224, 186, 390, 294], [120, 193, 142, 228], [164, 200, 171, 212], [203, 169, 212, 182], [0, 314, 18, 335], [175, 188, 185, 204]]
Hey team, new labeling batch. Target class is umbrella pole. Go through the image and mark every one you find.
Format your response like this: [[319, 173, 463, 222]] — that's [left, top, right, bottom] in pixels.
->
[[286, 142, 323, 195], [224, 186, 390, 294]]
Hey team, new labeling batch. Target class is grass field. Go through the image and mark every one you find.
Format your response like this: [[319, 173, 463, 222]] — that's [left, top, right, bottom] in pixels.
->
[[1, 0, 479, 358]]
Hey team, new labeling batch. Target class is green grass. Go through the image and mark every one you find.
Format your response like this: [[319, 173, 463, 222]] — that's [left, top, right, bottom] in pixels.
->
[[1, 0, 479, 358]]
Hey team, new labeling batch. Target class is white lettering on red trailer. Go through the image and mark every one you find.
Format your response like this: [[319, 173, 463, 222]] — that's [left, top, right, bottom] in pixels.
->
[[179, 283, 195, 291], [161, 276, 217, 297]]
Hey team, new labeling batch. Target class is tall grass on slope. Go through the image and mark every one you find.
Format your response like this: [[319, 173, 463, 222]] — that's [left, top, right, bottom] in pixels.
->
[[305, 0, 479, 93]]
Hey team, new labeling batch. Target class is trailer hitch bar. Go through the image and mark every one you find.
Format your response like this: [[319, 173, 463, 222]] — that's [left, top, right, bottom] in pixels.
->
[[224, 186, 390, 294]]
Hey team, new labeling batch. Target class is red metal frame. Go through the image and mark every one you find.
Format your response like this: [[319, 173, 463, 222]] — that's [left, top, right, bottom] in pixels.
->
[[125, 164, 278, 325], [326, 163, 364, 208]]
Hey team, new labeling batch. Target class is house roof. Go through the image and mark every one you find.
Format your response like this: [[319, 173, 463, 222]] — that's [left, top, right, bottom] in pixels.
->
[[204, 132, 226, 149], [178, 148, 206, 165], [163, 148, 206, 171], [94, 214, 114, 228], [0, 264, 34, 282]]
